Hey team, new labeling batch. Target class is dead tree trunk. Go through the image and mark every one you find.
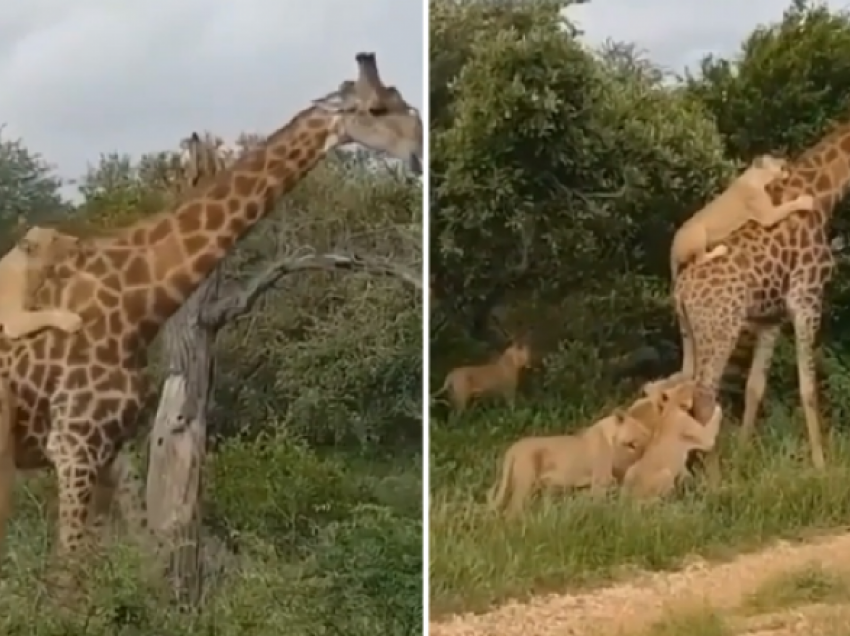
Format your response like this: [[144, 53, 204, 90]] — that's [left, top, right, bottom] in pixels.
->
[[144, 251, 420, 607], [145, 264, 222, 607]]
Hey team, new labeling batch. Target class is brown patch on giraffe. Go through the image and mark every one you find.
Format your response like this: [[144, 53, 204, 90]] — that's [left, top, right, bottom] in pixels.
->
[[106, 312, 122, 335], [306, 117, 326, 130], [287, 147, 305, 163], [233, 175, 255, 196], [178, 204, 204, 233], [208, 182, 230, 200], [85, 255, 112, 279], [95, 340, 121, 367], [30, 364, 46, 387], [182, 235, 207, 257], [205, 202, 226, 231], [193, 253, 218, 278], [123, 256, 150, 285], [229, 217, 249, 235], [815, 172, 833, 191], [96, 288, 120, 310], [245, 201, 261, 220], [122, 288, 149, 324], [66, 368, 88, 388], [148, 220, 172, 244]]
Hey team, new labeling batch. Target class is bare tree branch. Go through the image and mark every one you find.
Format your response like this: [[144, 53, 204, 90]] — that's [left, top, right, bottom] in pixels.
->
[[200, 251, 421, 329]]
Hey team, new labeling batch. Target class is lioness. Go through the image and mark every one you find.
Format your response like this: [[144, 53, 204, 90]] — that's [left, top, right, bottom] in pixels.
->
[[670, 154, 814, 279], [434, 342, 531, 412], [0, 226, 84, 340], [487, 407, 655, 516], [623, 381, 723, 500]]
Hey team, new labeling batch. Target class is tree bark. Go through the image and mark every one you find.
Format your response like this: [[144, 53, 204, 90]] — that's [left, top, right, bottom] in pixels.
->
[[145, 263, 221, 607], [144, 251, 420, 608]]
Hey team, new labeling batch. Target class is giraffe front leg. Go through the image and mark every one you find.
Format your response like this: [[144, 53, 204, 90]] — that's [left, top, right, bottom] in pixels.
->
[[48, 433, 98, 603], [740, 324, 781, 444], [688, 306, 744, 486]]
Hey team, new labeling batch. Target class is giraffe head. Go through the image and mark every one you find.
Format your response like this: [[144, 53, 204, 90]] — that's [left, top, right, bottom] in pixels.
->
[[311, 52, 423, 174]]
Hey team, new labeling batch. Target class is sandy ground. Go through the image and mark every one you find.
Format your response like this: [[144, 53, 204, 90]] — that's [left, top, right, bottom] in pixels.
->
[[429, 533, 850, 636]]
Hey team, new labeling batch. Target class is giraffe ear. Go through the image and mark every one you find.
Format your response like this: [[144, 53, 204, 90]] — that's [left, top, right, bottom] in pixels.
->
[[312, 86, 354, 113]]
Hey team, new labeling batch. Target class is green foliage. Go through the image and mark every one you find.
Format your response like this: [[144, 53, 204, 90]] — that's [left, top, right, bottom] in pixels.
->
[[430, 0, 850, 616], [0, 127, 69, 250], [430, 0, 733, 339]]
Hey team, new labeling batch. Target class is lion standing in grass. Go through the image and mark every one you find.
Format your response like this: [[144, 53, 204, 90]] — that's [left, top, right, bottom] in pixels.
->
[[487, 406, 655, 516], [434, 342, 532, 412]]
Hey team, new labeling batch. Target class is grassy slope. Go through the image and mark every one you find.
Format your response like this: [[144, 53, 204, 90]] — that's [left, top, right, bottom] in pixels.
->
[[430, 403, 850, 617], [1, 438, 422, 636]]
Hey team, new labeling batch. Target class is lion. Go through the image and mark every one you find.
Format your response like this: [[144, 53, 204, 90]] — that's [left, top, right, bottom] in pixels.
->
[[433, 342, 531, 413], [0, 226, 85, 340], [485, 387, 691, 516], [623, 380, 723, 500], [670, 154, 814, 279]]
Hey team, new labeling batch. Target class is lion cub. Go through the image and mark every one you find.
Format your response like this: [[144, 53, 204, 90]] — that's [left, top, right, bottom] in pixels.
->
[[0, 226, 84, 340], [487, 407, 655, 516], [435, 342, 531, 412], [623, 380, 723, 500], [670, 154, 814, 278]]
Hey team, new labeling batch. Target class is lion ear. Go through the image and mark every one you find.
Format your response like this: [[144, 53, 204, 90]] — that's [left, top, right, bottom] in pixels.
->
[[666, 380, 696, 409]]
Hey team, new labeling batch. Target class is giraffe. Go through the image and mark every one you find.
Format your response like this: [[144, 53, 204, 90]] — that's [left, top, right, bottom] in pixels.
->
[[0, 52, 422, 579], [672, 117, 850, 479]]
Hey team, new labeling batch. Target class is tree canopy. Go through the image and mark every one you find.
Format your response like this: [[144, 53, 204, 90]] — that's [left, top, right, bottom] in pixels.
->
[[430, 0, 850, 411]]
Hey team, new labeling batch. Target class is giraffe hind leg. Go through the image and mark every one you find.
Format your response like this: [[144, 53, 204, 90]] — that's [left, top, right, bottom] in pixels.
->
[[739, 324, 782, 444], [787, 293, 826, 469]]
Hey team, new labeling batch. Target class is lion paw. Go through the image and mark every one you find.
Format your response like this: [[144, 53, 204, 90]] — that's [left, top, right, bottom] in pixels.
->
[[58, 313, 83, 333]]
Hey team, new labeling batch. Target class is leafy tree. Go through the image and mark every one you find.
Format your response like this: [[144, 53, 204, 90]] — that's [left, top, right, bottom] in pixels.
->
[[0, 126, 67, 247]]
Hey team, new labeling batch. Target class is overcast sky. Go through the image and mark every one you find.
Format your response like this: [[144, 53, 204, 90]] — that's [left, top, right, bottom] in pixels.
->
[[0, 1, 424, 194], [570, 0, 849, 71]]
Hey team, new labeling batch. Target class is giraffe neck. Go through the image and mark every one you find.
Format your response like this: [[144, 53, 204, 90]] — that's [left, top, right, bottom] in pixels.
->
[[783, 126, 850, 220], [41, 106, 339, 344]]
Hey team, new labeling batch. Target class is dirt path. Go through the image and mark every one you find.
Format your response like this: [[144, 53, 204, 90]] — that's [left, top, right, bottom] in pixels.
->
[[429, 533, 850, 636]]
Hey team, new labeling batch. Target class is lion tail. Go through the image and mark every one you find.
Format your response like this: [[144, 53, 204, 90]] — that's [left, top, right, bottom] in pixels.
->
[[487, 449, 515, 511], [430, 375, 451, 400]]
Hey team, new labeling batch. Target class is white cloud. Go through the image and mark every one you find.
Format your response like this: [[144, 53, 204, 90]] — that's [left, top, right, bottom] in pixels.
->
[[569, 0, 849, 71], [0, 0, 424, 187]]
